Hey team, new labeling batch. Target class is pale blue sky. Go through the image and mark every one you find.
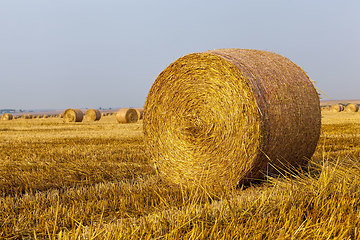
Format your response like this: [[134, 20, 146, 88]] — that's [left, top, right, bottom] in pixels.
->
[[0, 0, 359, 109]]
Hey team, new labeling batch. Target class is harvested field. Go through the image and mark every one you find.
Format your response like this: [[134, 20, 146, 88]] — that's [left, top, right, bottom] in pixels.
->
[[0, 111, 359, 239]]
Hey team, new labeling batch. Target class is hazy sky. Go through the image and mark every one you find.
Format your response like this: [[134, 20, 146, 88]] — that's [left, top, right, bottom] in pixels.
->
[[1, 0, 359, 109]]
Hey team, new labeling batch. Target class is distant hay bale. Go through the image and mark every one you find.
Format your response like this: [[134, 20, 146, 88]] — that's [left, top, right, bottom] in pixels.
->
[[144, 48, 321, 190], [135, 108, 144, 120], [85, 109, 101, 121], [330, 104, 345, 112], [21, 114, 32, 119], [1, 113, 13, 120], [344, 103, 359, 112], [63, 109, 83, 123], [57, 114, 64, 118], [116, 108, 139, 123]]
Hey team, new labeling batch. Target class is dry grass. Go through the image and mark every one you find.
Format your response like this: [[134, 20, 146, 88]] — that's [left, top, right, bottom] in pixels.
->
[[0, 113, 359, 239]]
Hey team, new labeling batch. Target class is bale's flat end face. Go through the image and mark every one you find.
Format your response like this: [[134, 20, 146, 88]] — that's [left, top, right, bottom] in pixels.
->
[[144, 53, 262, 189]]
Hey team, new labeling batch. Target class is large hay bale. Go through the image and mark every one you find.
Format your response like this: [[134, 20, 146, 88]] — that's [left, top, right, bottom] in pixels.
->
[[144, 49, 321, 190], [135, 108, 144, 120], [116, 108, 139, 123], [344, 103, 359, 112], [330, 104, 345, 112], [85, 109, 101, 121], [1, 113, 13, 120], [63, 109, 83, 123]]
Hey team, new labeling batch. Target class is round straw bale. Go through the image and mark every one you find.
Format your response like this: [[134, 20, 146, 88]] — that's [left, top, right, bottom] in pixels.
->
[[85, 109, 101, 121], [330, 104, 344, 112], [21, 114, 31, 119], [116, 108, 139, 123], [63, 109, 84, 123], [144, 49, 321, 190], [1, 113, 13, 120], [135, 108, 144, 120], [344, 103, 359, 112]]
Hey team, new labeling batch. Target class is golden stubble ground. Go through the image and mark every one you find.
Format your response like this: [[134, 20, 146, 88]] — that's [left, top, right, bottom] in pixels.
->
[[0, 112, 360, 239]]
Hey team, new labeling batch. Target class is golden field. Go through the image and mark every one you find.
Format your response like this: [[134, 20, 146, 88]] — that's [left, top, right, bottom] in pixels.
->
[[0, 112, 360, 239]]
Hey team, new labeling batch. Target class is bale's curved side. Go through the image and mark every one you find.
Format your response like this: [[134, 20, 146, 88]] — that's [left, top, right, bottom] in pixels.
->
[[85, 109, 101, 121], [1, 114, 13, 120], [144, 48, 321, 189], [63, 109, 84, 123], [135, 108, 144, 120], [116, 108, 139, 123], [344, 103, 359, 112]]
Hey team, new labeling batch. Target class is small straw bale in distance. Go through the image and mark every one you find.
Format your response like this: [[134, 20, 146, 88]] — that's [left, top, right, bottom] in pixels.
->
[[116, 108, 139, 123], [21, 114, 32, 119], [330, 104, 345, 112], [63, 109, 84, 123], [144, 48, 321, 190], [344, 103, 359, 112], [84, 109, 101, 121], [1, 113, 13, 120]]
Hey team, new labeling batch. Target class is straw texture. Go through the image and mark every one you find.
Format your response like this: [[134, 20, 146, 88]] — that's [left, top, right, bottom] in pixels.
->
[[1, 114, 13, 120], [116, 108, 139, 123], [344, 103, 359, 112], [85, 109, 101, 121], [63, 109, 83, 123], [144, 48, 321, 189]]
